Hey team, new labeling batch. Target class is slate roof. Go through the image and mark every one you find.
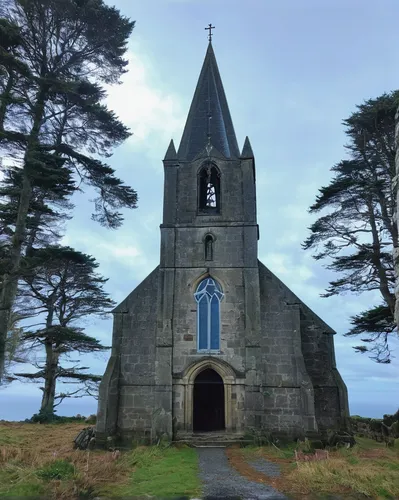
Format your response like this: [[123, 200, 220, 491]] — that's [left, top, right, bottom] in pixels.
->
[[177, 42, 240, 161]]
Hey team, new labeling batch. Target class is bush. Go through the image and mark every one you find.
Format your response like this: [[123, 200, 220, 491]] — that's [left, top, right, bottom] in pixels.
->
[[30, 409, 60, 423], [383, 409, 399, 427], [36, 459, 75, 481], [28, 411, 87, 424]]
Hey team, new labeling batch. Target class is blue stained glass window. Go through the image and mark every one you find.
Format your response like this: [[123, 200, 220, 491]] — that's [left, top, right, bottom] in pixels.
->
[[210, 295, 220, 350], [194, 277, 224, 352], [198, 295, 208, 350]]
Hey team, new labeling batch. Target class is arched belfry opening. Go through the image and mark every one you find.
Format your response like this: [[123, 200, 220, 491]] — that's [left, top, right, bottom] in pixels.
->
[[193, 368, 225, 432], [198, 163, 220, 213]]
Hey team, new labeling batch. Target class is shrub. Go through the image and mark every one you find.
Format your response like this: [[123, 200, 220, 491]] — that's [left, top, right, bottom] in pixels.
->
[[28, 411, 87, 424], [36, 459, 75, 481], [30, 409, 60, 424], [383, 409, 399, 427]]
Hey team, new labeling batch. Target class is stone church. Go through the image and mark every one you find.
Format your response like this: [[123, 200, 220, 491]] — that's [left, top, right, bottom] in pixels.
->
[[96, 41, 349, 446]]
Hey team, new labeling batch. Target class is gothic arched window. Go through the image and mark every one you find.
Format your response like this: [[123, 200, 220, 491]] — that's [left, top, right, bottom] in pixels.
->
[[198, 163, 220, 213], [204, 234, 214, 261], [194, 277, 224, 352]]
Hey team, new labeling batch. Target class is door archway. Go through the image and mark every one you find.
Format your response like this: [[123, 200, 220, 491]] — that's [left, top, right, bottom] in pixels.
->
[[193, 368, 225, 432]]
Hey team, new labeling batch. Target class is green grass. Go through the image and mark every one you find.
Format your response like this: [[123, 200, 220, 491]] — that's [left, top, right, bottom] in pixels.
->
[[36, 458, 76, 481], [0, 428, 25, 445], [109, 445, 202, 499], [0, 467, 46, 497]]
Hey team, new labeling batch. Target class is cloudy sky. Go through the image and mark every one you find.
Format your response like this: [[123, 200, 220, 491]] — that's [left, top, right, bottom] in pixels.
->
[[1, 0, 399, 421]]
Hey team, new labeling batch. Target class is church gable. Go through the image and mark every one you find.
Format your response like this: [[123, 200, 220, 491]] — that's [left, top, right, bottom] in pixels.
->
[[112, 266, 160, 314], [258, 260, 335, 335]]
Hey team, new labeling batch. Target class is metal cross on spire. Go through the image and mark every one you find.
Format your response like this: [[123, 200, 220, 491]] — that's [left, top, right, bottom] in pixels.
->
[[205, 23, 215, 42]]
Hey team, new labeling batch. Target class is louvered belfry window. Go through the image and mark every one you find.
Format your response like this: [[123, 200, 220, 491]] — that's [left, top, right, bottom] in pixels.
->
[[198, 163, 220, 213]]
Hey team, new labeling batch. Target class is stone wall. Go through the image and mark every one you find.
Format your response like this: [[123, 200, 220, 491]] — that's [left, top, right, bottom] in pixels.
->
[[257, 261, 317, 438], [258, 260, 349, 435], [96, 267, 160, 446], [349, 413, 399, 442], [170, 267, 248, 437]]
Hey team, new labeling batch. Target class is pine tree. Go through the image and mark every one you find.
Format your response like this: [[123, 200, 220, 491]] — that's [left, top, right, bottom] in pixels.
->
[[14, 246, 113, 417], [303, 92, 399, 363], [0, 0, 137, 380]]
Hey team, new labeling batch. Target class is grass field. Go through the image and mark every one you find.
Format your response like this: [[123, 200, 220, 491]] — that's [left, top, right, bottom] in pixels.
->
[[0, 421, 398, 499], [0, 422, 201, 499], [227, 437, 399, 499]]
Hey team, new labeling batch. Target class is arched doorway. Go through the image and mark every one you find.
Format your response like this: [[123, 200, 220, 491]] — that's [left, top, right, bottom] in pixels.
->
[[193, 368, 225, 432]]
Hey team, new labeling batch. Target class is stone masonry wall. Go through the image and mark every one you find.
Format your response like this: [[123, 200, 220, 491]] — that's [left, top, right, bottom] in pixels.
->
[[257, 261, 317, 438], [257, 261, 349, 433], [171, 266, 247, 436], [105, 267, 160, 445]]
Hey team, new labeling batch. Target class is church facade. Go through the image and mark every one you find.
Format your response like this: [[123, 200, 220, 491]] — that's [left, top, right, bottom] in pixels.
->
[[96, 42, 349, 446]]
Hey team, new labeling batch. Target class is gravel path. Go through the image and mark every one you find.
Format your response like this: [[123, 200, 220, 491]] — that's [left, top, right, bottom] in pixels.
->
[[196, 448, 287, 500], [247, 459, 281, 478]]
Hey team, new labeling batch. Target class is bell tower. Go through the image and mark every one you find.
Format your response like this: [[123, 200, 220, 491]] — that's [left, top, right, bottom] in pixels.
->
[[156, 39, 263, 436], [160, 42, 259, 270]]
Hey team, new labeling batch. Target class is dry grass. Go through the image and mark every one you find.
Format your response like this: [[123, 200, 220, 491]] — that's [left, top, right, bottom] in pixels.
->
[[227, 438, 399, 499], [0, 422, 132, 499], [2, 422, 399, 499], [0, 422, 201, 499]]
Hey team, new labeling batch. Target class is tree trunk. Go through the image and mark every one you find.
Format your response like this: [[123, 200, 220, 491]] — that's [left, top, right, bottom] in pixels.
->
[[40, 305, 58, 415], [0, 172, 32, 381], [368, 197, 395, 313], [394, 106, 399, 327], [0, 87, 47, 382], [40, 341, 59, 415]]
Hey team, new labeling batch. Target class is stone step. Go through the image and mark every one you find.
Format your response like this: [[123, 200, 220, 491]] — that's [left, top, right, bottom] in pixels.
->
[[173, 439, 252, 448], [176, 433, 245, 441], [183, 436, 242, 441]]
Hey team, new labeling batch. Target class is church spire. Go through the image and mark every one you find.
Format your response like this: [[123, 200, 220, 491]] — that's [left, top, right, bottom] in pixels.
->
[[177, 42, 240, 161]]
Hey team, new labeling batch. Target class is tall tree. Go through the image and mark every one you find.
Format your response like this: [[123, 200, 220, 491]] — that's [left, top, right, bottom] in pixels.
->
[[394, 106, 399, 329], [14, 246, 113, 417], [303, 92, 399, 363], [0, 0, 137, 380], [1, 309, 30, 384]]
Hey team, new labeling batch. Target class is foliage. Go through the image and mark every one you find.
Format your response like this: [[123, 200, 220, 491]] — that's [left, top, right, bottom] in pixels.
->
[[13, 245, 112, 416], [28, 411, 94, 424], [0, 0, 137, 381], [36, 458, 75, 480], [2, 308, 30, 384], [303, 91, 399, 363]]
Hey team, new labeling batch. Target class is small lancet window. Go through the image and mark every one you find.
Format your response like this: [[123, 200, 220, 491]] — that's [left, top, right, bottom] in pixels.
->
[[204, 234, 214, 261], [198, 163, 220, 213]]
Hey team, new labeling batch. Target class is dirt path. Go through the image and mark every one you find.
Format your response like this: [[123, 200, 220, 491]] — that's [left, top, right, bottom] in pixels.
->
[[196, 447, 287, 499]]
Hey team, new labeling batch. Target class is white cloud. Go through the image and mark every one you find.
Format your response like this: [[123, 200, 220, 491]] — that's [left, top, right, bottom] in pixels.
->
[[260, 252, 314, 283], [62, 229, 156, 283], [105, 44, 186, 155]]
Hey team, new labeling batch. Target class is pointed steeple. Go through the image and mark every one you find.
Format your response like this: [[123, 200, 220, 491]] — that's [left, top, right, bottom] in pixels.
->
[[164, 139, 177, 161], [241, 136, 254, 158], [177, 43, 240, 161]]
